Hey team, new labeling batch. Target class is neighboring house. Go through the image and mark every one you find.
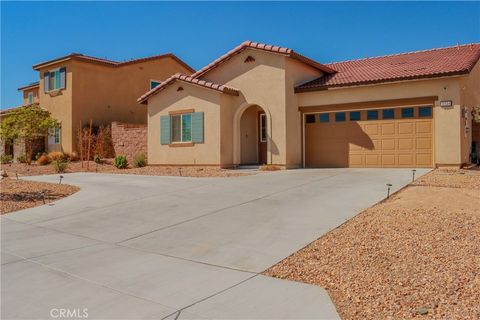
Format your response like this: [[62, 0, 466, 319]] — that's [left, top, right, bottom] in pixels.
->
[[139, 41, 480, 169], [17, 52, 194, 154]]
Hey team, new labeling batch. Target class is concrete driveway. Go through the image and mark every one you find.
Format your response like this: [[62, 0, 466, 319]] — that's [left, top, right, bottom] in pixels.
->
[[1, 168, 429, 319]]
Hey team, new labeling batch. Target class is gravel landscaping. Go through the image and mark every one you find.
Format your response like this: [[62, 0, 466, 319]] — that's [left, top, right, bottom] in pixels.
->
[[265, 169, 480, 319], [0, 162, 250, 178], [1, 178, 79, 214]]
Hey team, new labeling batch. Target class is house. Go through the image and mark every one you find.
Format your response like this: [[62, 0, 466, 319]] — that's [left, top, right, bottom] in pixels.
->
[[139, 41, 480, 169], [16, 52, 194, 155]]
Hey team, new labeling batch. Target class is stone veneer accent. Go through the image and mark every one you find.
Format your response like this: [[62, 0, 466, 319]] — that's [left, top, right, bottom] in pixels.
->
[[111, 122, 147, 162]]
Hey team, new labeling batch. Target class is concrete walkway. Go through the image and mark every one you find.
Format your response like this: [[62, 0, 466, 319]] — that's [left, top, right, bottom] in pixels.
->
[[1, 168, 429, 319]]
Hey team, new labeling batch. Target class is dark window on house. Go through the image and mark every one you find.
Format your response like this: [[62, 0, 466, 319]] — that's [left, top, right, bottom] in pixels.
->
[[150, 80, 161, 90], [382, 109, 395, 119], [319, 113, 329, 123], [401, 107, 414, 118], [419, 106, 432, 117], [367, 110, 378, 120], [349, 111, 361, 121], [335, 112, 346, 122], [305, 114, 316, 123]]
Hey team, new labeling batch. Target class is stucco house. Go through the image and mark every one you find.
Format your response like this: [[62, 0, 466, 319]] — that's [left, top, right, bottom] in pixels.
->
[[14, 52, 193, 155], [139, 41, 480, 169]]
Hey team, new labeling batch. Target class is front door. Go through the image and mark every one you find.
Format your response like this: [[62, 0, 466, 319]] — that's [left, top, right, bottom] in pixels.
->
[[258, 112, 267, 164]]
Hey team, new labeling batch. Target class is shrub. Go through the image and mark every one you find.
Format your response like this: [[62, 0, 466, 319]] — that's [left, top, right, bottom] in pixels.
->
[[37, 154, 51, 165], [133, 153, 147, 168], [0, 154, 13, 164], [93, 154, 102, 164], [52, 158, 69, 173], [259, 164, 282, 171], [65, 152, 79, 161], [95, 125, 114, 158], [16, 155, 27, 163], [48, 151, 67, 161], [113, 155, 128, 169]]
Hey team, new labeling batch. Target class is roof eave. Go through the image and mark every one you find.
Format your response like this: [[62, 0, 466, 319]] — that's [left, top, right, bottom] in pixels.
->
[[17, 82, 40, 91]]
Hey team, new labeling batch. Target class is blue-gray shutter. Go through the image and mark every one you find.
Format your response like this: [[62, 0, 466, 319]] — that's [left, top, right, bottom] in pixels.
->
[[160, 115, 171, 145], [191, 112, 204, 143], [44, 72, 50, 92], [59, 67, 66, 89]]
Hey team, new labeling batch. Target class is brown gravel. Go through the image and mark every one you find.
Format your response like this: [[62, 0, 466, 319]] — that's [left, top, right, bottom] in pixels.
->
[[1, 178, 80, 214], [265, 169, 480, 319], [0, 162, 250, 178]]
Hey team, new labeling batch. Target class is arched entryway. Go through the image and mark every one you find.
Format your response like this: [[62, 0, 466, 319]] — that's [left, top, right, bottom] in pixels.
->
[[234, 104, 269, 165]]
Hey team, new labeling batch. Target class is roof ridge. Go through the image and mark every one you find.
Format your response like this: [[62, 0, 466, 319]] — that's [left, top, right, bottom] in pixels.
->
[[326, 43, 480, 66]]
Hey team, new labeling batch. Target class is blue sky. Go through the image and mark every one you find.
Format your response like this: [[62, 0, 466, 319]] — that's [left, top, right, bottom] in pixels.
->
[[1, 1, 479, 108]]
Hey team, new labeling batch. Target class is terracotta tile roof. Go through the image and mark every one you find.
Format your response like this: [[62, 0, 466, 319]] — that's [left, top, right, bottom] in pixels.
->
[[17, 81, 40, 91], [32, 53, 194, 73], [192, 40, 336, 78], [138, 73, 240, 104], [296, 43, 480, 92], [0, 106, 22, 115]]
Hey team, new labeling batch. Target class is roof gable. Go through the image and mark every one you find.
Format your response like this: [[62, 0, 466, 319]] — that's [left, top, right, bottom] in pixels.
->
[[296, 43, 480, 92], [192, 41, 336, 79]]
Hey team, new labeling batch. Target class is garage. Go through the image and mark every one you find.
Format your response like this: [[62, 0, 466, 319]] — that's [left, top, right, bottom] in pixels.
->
[[304, 105, 433, 168]]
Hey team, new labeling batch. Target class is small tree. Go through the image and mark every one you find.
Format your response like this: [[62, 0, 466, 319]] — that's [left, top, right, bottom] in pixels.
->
[[473, 105, 480, 123], [0, 105, 59, 164]]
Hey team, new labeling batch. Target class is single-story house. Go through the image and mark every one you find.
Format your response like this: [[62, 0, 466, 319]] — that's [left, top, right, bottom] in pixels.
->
[[138, 41, 480, 169]]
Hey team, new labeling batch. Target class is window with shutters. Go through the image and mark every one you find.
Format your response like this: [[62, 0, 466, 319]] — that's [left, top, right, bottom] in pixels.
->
[[28, 92, 33, 104], [171, 113, 192, 143], [44, 67, 66, 92]]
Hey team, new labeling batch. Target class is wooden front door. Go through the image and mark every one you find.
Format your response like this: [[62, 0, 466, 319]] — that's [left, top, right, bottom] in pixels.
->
[[258, 112, 267, 164]]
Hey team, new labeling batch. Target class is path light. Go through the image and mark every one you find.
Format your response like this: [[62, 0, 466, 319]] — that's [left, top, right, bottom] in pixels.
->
[[40, 191, 46, 204], [412, 169, 417, 182], [59, 175, 64, 184], [386, 183, 393, 198], [15, 172, 18, 180]]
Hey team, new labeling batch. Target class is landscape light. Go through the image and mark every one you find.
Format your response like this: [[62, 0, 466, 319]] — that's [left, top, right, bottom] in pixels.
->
[[386, 183, 393, 198], [59, 175, 64, 184]]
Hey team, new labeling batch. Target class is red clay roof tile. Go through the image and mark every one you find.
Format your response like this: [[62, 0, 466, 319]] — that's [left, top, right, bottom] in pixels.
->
[[138, 73, 240, 104], [296, 43, 480, 92]]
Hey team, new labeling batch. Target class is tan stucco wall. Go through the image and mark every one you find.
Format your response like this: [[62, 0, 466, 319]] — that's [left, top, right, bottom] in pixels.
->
[[37, 56, 192, 153], [22, 87, 39, 105], [147, 82, 228, 166], [297, 77, 465, 166]]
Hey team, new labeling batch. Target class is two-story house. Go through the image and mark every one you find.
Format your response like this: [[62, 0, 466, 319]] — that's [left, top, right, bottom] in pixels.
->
[[17, 52, 193, 154]]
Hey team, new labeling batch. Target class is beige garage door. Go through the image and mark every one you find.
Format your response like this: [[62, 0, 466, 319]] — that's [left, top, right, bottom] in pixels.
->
[[305, 106, 433, 168]]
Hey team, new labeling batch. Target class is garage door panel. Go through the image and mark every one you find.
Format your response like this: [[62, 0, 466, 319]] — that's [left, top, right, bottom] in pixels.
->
[[305, 107, 433, 168]]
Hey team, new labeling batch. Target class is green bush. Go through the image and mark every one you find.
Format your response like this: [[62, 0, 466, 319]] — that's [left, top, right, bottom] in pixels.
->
[[0, 154, 13, 164], [93, 154, 101, 164], [52, 158, 69, 173], [16, 155, 27, 163], [133, 153, 147, 168], [113, 155, 128, 169]]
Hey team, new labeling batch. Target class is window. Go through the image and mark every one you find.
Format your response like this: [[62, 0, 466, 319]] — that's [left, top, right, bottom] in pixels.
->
[[382, 109, 395, 119], [28, 92, 33, 104], [401, 107, 414, 118], [419, 106, 432, 117], [260, 113, 267, 142], [171, 113, 192, 143], [44, 67, 66, 92], [349, 111, 361, 121], [367, 110, 378, 120], [319, 113, 329, 123], [335, 112, 346, 122], [305, 114, 316, 123], [48, 127, 61, 144], [150, 80, 161, 90]]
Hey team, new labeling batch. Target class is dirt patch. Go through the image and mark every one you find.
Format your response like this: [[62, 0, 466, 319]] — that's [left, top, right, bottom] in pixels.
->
[[1, 178, 80, 214], [0, 162, 251, 178], [265, 169, 480, 319]]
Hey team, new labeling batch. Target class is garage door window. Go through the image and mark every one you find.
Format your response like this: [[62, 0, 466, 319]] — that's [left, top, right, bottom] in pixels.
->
[[335, 112, 346, 122], [350, 111, 361, 121], [419, 106, 432, 117], [401, 107, 414, 118], [367, 110, 378, 120], [319, 113, 329, 123], [383, 109, 395, 119], [305, 114, 316, 123]]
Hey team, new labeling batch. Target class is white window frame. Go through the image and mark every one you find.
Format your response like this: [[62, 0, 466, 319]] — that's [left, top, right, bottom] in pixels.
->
[[150, 79, 161, 90], [259, 113, 267, 142], [28, 92, 33, 104], [48, 127, 61, 145], [171, 113, 192, 143]]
